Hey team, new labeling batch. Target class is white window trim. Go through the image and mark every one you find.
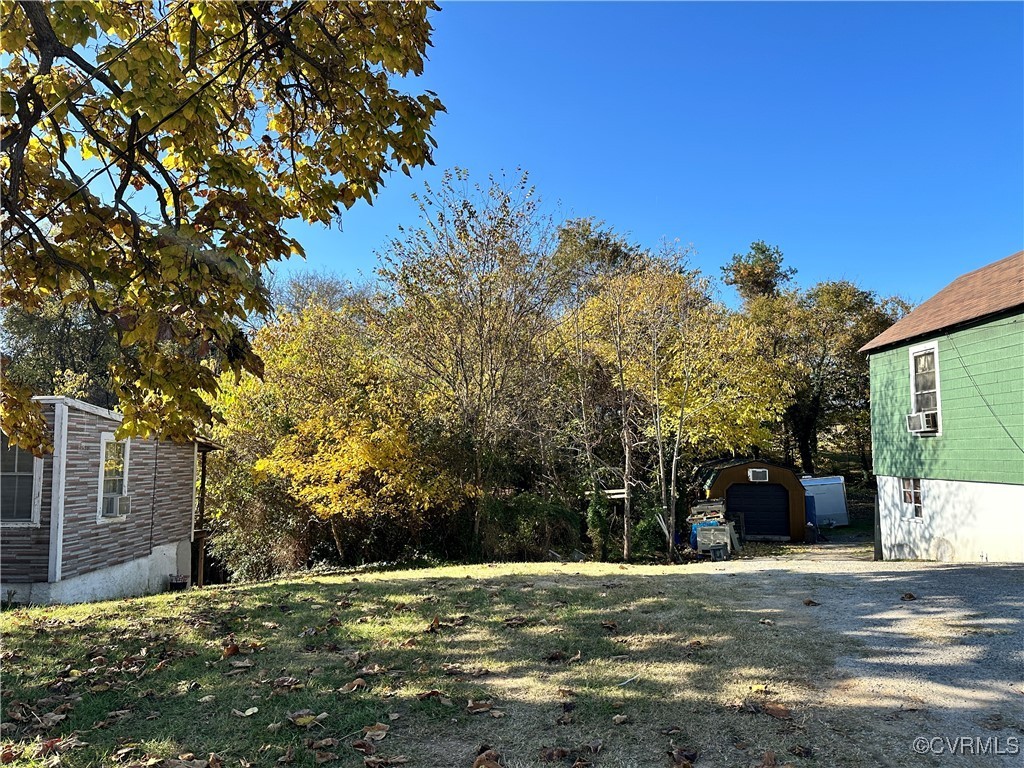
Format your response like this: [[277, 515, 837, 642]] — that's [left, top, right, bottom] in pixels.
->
[[899, 477, 924, 522], [0, 452, 44, 528], [908, 340, 942, 435], [96, 432, 131, 523]]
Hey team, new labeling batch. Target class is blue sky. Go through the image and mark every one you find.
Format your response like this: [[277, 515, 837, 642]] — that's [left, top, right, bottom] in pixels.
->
[[280, 1, 1024, 306]]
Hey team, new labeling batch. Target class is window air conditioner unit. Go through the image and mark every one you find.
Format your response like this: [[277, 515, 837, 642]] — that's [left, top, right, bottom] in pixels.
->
[[906, 411, 938, 433], [103, 495, 131, 517], [747, 468, 769, 483]]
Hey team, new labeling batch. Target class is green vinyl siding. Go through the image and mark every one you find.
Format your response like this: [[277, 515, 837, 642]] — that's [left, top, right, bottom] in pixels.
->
[[870, 313, 1024, 484]]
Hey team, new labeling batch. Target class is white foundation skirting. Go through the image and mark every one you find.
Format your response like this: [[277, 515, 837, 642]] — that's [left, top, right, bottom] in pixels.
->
[[877, 476, 1024, 562]]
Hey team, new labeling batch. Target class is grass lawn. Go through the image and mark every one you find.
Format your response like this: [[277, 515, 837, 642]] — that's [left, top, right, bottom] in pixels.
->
[[1, 562, 859, 768]]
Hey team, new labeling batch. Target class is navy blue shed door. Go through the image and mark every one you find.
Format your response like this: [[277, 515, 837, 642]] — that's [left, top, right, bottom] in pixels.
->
[[727, 483, 789, 538]]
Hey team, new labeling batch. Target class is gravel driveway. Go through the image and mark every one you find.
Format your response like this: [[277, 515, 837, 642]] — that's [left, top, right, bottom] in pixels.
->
[[687, 543, 1024, 766]]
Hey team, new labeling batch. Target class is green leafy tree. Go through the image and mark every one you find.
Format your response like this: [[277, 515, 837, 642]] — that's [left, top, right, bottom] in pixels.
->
[[1, 0, 444, 448], [721, 240, 796, 303], [1, 293, 119, 408], [376, 169, 562, 545]]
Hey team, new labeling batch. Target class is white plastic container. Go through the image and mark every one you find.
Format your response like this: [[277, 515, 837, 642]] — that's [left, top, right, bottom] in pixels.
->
[[800, 476, 850, 527]]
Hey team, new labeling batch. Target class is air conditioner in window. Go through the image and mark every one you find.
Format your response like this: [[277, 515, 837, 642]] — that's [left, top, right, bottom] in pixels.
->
[[906, 411, 938, 433], [747, 468, 769, 482], [102, 495, 131, 517]]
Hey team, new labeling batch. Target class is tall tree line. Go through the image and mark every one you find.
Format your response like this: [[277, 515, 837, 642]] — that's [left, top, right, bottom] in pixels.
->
[[1, 172, 907, 576]]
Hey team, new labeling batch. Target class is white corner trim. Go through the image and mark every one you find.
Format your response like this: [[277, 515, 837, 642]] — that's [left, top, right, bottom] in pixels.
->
[[96, 432, 131, 522], [907, 339, 942, 436], [32, 396, 123, 423], [47, 401, 69, 583]]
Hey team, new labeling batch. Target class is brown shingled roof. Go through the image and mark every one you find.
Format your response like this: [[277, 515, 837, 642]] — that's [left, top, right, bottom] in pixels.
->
[[860, 250, 1024, 353]]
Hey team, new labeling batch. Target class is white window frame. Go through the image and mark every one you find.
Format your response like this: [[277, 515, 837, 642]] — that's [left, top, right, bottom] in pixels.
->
[[0, 433, 43, 528], [908, 340, 941, 435], [900, 477, 923, 520], [96, 432, 131, 523]]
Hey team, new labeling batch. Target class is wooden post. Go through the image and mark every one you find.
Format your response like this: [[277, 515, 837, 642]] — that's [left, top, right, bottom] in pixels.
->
[[196, 449, 209, 587]]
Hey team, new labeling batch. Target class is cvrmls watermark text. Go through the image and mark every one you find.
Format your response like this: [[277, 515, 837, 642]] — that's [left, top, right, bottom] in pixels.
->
[[913, 736, 1019, 756]]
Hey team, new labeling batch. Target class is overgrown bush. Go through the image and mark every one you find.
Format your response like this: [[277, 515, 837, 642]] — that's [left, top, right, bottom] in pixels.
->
[[481, 493, 582, 561]]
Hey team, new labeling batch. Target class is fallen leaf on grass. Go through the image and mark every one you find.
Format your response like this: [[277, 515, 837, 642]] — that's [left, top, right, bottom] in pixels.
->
[[314, 752, 338, 764], [503, 616, 528, 628], [901, 592, 917, 601], [363, 757, 408, 767], [308, 739, 339, 750], [601, 621, 618, 632], [362, 723, 390, 741], [557, 688, 576, 698], [232, 707, 259, 717], [668, 747, 699, 766], [1, 745, 22, 764], [352, 740, 375, 755], [441, 663, 488, 677], [788, 745, 813, 758], [612, 714, 629, 725], [198, 695, 215, 703], [271, 676, 303, 691], [339, 678, 368, 693], [472, 748, 502, 768], [276, 746, 295, 764], [489, 709, 506, 718], [758, 618, 775, 626], [416, 690, 453, 706], [660, 726, 682, 735], [467, 699, 493, 714], [802, 599, 820, 606], [762, 703, 792, 720], [267, 722, 283, 733], [286, 709, 328, 728]]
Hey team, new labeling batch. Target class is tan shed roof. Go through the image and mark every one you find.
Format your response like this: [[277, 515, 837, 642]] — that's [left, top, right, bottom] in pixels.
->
[[860, 251, 1024, 353]]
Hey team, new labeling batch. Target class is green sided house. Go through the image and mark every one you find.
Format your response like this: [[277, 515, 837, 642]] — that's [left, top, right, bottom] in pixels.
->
[[861, 251, 1024, 562]]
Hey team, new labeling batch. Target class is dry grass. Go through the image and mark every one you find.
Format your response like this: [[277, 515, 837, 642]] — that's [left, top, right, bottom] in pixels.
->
[[2, 562, 870, 767]]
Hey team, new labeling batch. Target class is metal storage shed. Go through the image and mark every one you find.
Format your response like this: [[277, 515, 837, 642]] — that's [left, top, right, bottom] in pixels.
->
[[704, 460, 807, 542]]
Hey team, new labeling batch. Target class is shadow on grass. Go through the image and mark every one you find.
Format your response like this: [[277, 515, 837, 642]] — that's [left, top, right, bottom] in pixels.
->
[[1, 563, 1021, 767]]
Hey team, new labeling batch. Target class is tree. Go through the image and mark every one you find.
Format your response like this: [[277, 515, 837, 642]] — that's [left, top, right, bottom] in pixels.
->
[[1, 0, 444, 449], [721, 240, 796, 303], [779, 281, 909, 474], [207, 292, 463, 577], [376, 169, 561, 544], [1, 293, 119, 409], [657, 306, 787, 550]]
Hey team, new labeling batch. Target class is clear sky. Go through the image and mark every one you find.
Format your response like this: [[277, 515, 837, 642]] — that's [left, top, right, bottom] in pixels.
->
[[279, 1, 1024, 306]]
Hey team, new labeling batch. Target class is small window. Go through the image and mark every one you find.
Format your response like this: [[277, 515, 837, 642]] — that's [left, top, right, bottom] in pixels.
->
[[97, 433, 130, 519], [1, 432, 37, 524], [900, 478, 922, 518], [912, 350, 937, 412]]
